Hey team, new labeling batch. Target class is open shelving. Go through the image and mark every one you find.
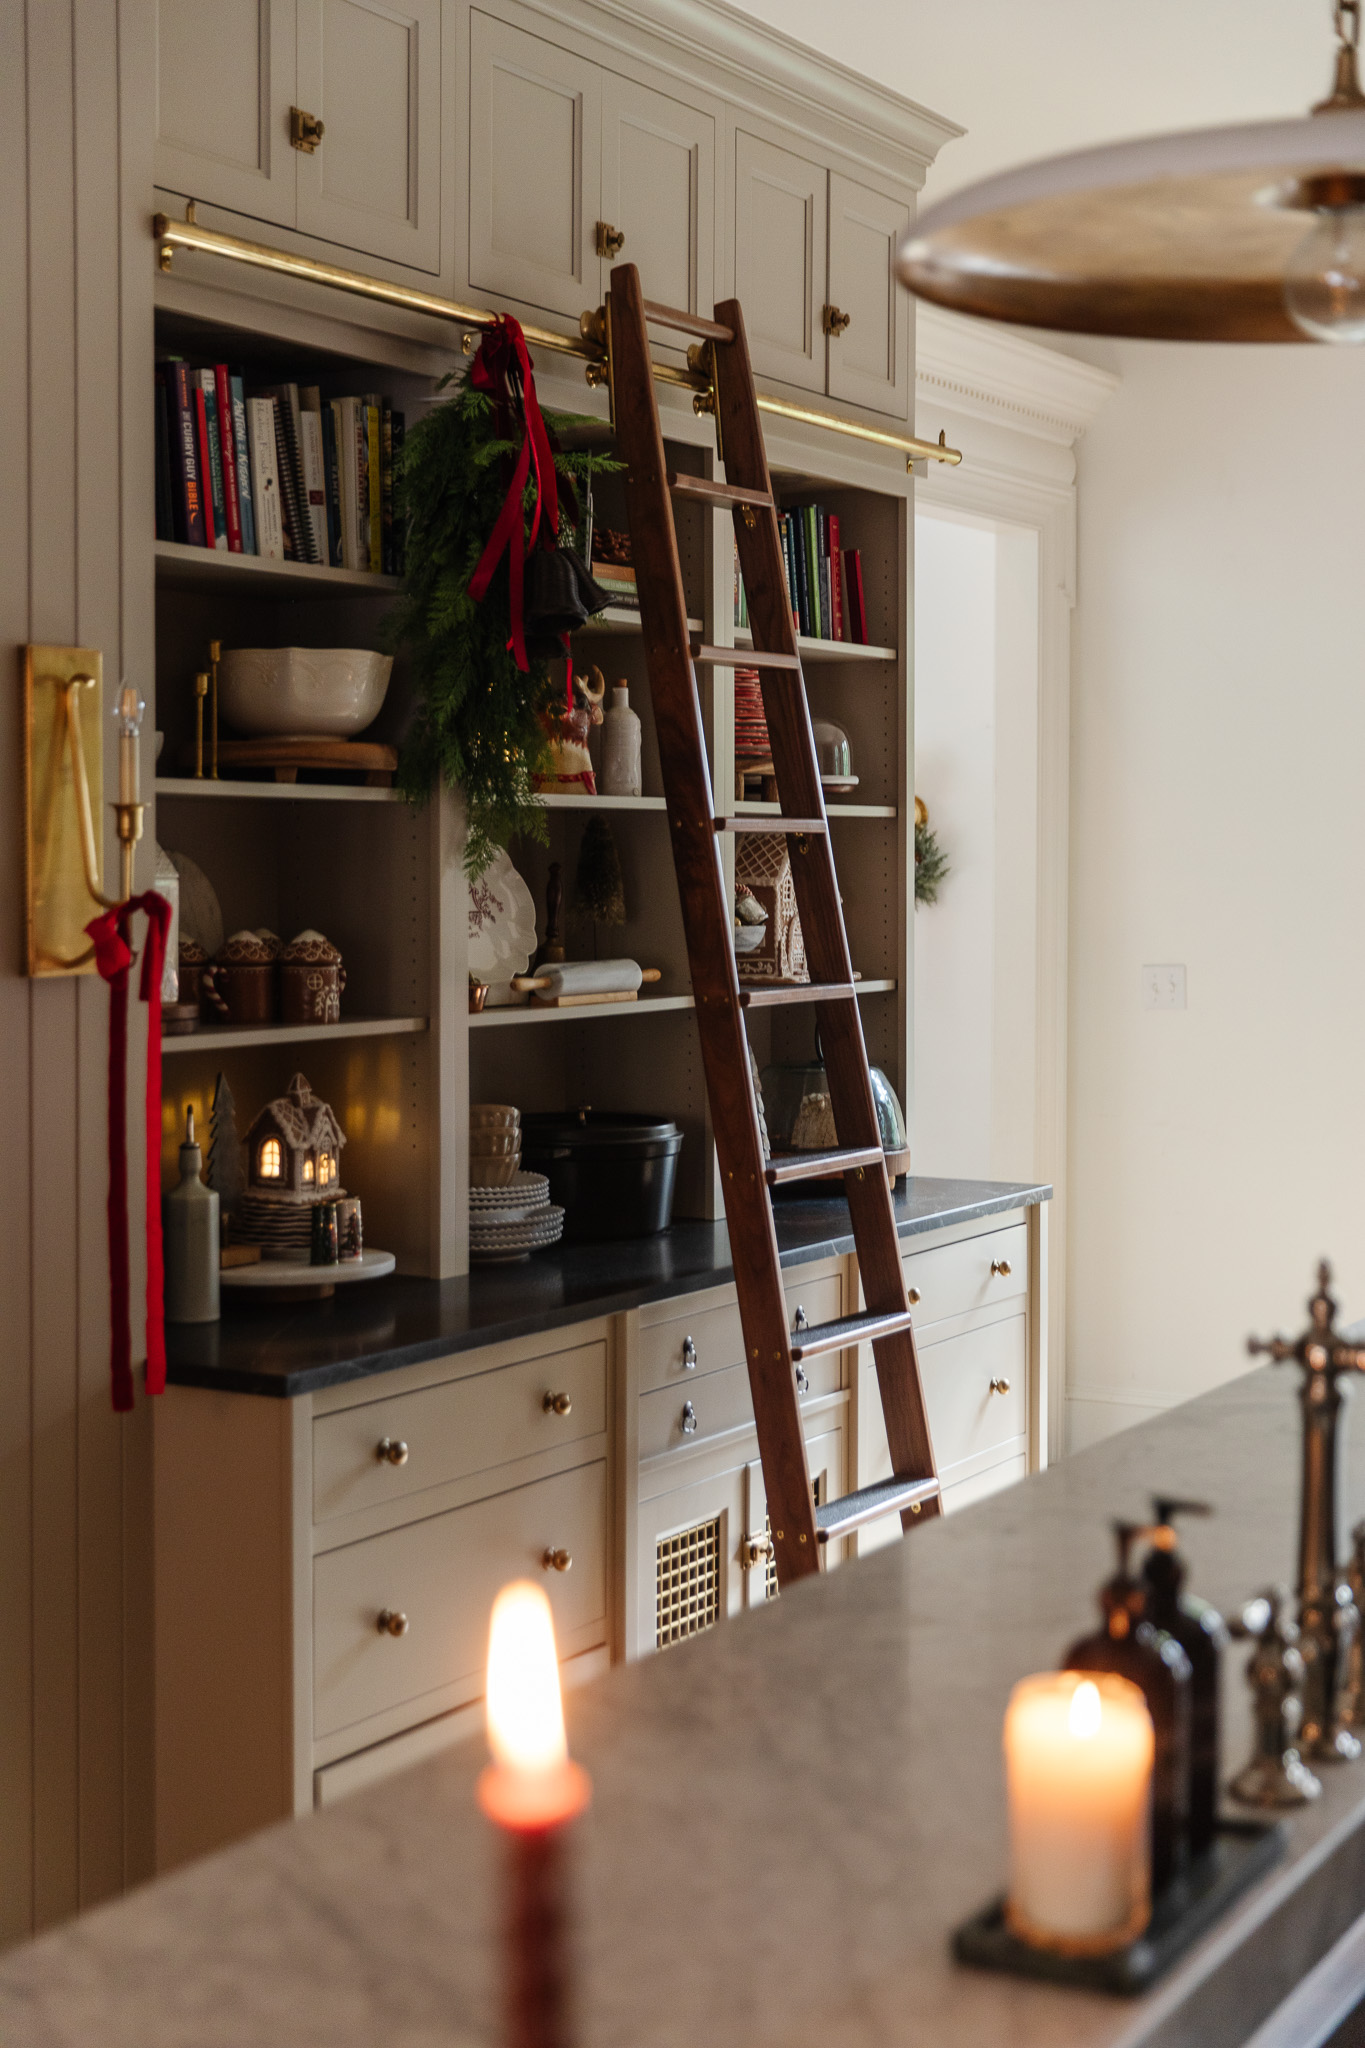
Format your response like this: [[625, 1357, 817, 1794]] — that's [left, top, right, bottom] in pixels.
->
[[154, 538, 401, 599], [163, 1016, 428, 1055]]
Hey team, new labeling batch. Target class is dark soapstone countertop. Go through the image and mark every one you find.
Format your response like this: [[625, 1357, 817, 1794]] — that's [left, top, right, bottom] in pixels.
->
[[165, 1176, 1049, 1399], [4, 1361, 1363, 2048]]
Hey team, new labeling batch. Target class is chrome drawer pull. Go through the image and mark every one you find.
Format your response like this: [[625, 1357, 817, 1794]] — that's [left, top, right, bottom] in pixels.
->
[[907, 1287, 922, 1306], [793, 1304, 809, 1333], [376, 1609, 408, 1637], [543, 1391, 572, 1416], [991, 1259, 1012, 1278], [542, 1547, 573, 1573], [681, 1400, 698, 1436], [990, 1377, 1011, 1396], [682, 1334, 697, 1370], [795, 1363, 809, 1394], [376, 1437, 408, 1465]]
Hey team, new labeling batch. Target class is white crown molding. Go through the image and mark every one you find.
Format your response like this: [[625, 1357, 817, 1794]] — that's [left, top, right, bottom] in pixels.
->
[[916, 304, 1119, 446]]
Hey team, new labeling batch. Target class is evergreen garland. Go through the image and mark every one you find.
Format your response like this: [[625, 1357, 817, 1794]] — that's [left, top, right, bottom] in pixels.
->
[[914, 818, 949, 905], [387, 370, 619, 878]]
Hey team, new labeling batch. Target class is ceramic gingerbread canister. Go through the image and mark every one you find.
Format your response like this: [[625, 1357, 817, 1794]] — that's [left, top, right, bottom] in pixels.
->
[[201, 929, 279, 1026], [280, 929, 346, 1025]]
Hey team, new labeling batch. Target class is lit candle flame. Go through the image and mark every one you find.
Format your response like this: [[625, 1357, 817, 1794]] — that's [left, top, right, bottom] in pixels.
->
[[486, 1581, 568, 1775], [1068, 1677, 1102, 1740]]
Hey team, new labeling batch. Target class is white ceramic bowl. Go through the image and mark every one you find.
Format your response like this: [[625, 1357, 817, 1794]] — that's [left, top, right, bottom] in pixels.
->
[[218, 648, 393, 740]]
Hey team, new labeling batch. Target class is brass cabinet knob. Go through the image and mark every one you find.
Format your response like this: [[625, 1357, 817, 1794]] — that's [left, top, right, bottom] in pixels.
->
[[822, 303, 852, 337], [542, 1547, 573, 1573], [682, 1334, 697, 1370], [543, 1391, 572, 1416], [376, 1437, 408, 1465], [595, 220, 626, 258], [681, 1399, 698, 1436], [991, 1259, 1012, 1278], [989, 1377, 1011, 1396], [290, 106, 325, 152], [907, 1286, 922, 1306], [376, 1609, 408, 1636], [742, 1532, 774, 1568]]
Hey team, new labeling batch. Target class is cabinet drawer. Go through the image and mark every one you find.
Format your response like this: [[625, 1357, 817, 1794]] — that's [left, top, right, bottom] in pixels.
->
[[904, 1224, 1027, 1331], [641, 1274, 840, 1393], [943, 1454, 1027, 1516], [921, 1316, 1027, 1476], [639, 1348, 841, 1460], [314, 1461, 606, 1740], [313, 1340, 606, 1525]]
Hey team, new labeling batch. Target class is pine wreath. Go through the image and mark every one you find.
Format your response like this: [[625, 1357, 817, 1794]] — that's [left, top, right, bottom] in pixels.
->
[[914, 816, 949, 906], [387, 369, 618, 878]]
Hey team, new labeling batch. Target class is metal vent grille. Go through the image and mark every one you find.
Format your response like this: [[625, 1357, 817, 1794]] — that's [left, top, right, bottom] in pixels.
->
[[656, 1516, 722, 1649]]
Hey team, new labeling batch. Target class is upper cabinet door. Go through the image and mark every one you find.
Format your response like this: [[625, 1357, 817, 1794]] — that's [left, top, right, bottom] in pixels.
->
[[600, 78, 714, 342], [733, 131, 827, 395], [294, 0, 442, 272], [469, 13, 602, 322], [826, 173, 911, 419], [155, 0, 297, 227]]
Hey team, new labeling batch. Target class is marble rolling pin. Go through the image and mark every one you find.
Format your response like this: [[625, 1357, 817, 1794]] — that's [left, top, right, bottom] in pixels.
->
[[511, 961, 661, 1007]]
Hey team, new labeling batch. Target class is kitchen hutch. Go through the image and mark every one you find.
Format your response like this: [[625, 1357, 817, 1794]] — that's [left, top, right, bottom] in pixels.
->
[[142, 0, 1049, 1866]]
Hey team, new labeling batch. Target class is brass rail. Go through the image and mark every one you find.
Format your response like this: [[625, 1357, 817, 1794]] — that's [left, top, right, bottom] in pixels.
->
[[152, 209, 962, 472]]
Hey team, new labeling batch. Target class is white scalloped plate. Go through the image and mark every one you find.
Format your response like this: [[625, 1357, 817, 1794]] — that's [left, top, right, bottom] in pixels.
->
[[467, 851, 537, 1007]]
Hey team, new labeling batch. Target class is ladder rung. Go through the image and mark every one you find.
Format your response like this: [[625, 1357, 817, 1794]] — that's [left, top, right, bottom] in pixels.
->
[[790, 1306, 917, 1362], [690, 642, 802, 672], [643, 300, 734, 344], [669, 474, 774, 513], [816, 1476, 941, 1542], [765, 1146, 883, 1186], [716, 815, 826, 836], [739, 983, 856, 1009]]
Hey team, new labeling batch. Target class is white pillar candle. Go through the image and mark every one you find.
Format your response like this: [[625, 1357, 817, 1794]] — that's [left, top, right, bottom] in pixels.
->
[[1004, 1671, 1154, 1953]]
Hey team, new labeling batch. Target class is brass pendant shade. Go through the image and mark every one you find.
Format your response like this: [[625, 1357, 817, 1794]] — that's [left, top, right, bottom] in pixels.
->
[[897, 13, 1365, 343]]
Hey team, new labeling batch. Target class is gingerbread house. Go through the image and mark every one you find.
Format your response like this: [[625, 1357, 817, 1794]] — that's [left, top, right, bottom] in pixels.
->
[[245, 1073, 346, 1202]]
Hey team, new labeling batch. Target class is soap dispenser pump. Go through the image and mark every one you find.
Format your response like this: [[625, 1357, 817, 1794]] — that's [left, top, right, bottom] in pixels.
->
[[1142, 1498, 1228, 1859], [1064, 1521, 1194, 1892], [163, 1105, 220, 1324]]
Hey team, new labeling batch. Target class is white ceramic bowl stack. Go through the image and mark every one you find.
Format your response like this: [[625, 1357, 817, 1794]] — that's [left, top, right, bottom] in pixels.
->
[[468, 1170, 564, 1264]]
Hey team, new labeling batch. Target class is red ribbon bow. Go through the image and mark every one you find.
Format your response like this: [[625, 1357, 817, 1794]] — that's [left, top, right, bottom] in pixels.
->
[[467, 314, 560, 672], [86, 892, 172, 1412]]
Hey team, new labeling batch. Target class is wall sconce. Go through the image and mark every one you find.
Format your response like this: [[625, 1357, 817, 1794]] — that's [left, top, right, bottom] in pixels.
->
[[23, 645, 145, 975]]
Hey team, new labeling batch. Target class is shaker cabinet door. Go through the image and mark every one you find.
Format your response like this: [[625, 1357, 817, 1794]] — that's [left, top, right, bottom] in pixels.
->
[[638, 1463, 746, 1655], [734, 131, 827, 394], [469, 11, 602, 320], [294, 0, 442, 273], [826, 173, 911, 418], [600, 77, 714, 346], [155, 0, 297, 228]]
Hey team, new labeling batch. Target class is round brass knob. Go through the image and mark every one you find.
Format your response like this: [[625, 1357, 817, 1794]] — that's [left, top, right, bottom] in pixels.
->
[[991, 1259, 1012, 1278], [990, 1377, 1011, 1396], [376, 1609, 408, 1636], [543, 1391, 572, 1416], [542, 1547, 573, 1573], [907, 1287, 922, 1306], [376, 1438, 408, 1465]]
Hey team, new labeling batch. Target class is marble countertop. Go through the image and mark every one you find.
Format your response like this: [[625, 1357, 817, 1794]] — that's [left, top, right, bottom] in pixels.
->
[[5, 1360, 1363, 2048], [167, 1176, 1050, 1397]]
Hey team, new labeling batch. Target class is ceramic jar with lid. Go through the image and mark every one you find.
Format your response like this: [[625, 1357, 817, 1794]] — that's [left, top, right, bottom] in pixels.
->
[[201, 930, 279, 1026], [280, 930, 346, 1025]]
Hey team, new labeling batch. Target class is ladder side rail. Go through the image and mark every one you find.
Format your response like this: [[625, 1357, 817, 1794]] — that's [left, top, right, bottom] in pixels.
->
[[608, 265, 821, 1584]]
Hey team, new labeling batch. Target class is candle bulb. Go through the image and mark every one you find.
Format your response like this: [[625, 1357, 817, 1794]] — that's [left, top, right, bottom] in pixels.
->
[[115, 683, 145, 806], [1004, 1671, 1154, 1955], [479, 1582, 590, 2048]]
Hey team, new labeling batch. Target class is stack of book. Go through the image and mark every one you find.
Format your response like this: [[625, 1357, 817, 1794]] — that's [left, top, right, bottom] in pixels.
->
[[733, 668, 770, 763], [734, 513, 868, 644], [154, 361, 405, 576], [590, 526, 636, 610]]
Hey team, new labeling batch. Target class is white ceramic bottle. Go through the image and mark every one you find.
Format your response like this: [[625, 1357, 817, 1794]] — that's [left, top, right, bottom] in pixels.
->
[[600, 682, 643, 797], [163, 1105, 220, 1323]]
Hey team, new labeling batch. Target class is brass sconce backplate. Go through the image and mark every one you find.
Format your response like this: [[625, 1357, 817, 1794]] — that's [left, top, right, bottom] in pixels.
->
[[23, 645, 105, 976]]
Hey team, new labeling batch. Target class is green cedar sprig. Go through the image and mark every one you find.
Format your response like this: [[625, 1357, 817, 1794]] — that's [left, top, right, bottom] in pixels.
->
[[387, 372, 619, 878], [914, 818, 949, 905]]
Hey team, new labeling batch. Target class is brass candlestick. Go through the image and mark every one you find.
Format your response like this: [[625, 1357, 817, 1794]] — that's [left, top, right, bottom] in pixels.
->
[[193, 671, 208, 778], [1248, 1261, 1365, 1764], [208, 640, 221, 779]]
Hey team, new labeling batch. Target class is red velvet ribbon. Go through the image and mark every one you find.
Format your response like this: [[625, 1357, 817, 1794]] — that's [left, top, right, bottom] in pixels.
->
[[86, 892, 172, 1412], [468, 315, 560, 672]]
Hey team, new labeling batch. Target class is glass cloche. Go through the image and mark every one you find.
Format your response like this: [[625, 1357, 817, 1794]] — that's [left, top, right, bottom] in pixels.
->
[[760, 1032, 908, 1168], [812, 718, 857, 788]]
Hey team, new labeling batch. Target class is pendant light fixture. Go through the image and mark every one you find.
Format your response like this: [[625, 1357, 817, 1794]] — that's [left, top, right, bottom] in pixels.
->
[[897, 2, 1365, 343]]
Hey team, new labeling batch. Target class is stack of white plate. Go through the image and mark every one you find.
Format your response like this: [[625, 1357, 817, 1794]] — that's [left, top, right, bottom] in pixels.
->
[[469, 1171, 564, 1265]]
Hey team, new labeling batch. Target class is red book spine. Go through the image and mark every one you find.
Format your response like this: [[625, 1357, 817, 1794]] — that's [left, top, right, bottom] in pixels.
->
[[193, 384, 217, 548], [828, 513, 843, 640], [214, 363, 243, 552], [843, 547, 867, 644]]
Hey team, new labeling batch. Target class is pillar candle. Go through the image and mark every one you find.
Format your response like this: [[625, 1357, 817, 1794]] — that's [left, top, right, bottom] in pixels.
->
[[1004, 1670, 1154, 1953]]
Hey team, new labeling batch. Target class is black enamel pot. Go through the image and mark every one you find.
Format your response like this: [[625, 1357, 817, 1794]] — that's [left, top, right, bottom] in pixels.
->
[[519, 1110, 683, 1242]]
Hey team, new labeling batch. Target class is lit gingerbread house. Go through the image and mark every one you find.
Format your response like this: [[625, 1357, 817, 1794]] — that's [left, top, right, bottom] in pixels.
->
[[235, 1074, 347, 1260]]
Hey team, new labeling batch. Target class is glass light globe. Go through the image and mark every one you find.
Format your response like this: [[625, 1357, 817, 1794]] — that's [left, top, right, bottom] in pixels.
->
[[1285, 206, 1365, 342]]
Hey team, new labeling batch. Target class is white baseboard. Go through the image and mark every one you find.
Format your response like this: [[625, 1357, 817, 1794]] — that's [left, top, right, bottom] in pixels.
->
[[1064, 1385, 1179, 1455]]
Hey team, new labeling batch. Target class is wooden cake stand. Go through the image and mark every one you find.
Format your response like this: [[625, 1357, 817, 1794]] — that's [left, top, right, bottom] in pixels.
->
[[182, 738, 398, 786]]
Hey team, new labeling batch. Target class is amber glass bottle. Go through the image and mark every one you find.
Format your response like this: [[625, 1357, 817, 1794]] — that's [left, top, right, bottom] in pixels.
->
[[1141, 1499, 1227, 1860]]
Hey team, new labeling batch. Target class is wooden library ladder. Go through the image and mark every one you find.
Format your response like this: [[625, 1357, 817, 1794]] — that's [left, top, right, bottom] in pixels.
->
[[606, 262, 940, 1588]]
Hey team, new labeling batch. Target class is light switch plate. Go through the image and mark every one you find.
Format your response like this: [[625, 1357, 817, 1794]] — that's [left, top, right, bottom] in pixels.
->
[[1142, 964, 1187, 1010]]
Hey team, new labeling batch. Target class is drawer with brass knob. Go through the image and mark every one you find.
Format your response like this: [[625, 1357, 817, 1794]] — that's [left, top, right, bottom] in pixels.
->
[[314, 1460, 606, 1743], [313, 1338, 605, 1526], [918, 1317, 1027, 1478], [901, 1224, 1027, 1331]]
